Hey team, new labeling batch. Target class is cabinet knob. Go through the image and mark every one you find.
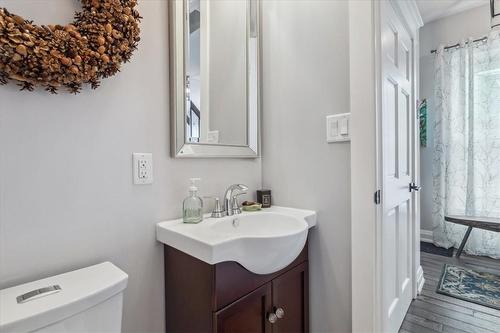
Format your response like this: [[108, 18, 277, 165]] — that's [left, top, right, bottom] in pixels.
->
[[275, 307, 285, 319], [267, 312, 278, 324]]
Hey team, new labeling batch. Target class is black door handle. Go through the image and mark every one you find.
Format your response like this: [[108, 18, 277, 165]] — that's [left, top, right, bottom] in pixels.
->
[[409, 183, 421, 192]]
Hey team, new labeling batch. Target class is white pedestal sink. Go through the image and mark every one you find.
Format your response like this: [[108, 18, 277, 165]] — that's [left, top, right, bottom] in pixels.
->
[[156, 206, 316, 274]]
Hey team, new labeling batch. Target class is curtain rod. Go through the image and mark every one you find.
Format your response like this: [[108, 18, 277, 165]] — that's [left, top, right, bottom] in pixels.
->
[[430, 36, 489, 54]]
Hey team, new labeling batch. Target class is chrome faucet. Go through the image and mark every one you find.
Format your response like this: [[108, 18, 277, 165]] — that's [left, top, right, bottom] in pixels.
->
[[224, 184, 249, 216]]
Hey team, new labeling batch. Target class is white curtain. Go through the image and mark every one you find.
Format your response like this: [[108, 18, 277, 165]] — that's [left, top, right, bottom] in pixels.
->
[[433, 31, 500, 258]]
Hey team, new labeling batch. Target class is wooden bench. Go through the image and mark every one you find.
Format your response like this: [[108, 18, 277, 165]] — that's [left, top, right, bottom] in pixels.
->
[[445, 215, 500, 257]]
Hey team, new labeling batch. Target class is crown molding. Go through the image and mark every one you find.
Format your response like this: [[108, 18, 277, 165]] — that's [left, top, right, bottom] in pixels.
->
[[391, 0, 424, 33]]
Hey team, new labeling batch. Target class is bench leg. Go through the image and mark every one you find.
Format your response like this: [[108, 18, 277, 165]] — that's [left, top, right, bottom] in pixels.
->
[[456, 226, 473, 258]]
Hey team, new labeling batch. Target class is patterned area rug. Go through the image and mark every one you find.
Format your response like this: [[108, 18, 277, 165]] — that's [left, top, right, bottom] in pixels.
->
[[437, 264, 500, 310]]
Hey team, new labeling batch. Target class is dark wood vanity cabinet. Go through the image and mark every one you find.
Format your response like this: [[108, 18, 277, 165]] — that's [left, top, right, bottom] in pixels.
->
[[214, 284, 272, 333], [270, 263, 309, 333], [164, 243, 309, 333]]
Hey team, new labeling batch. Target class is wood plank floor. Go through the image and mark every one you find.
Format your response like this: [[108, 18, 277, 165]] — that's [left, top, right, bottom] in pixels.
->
[[400, 250, 500, 333]]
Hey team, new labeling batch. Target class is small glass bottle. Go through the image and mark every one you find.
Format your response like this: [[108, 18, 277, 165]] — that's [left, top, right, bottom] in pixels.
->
[[183, 178, 203, 223]]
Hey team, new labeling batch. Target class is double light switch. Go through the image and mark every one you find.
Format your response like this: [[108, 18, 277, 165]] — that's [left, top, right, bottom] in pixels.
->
[[326, 113, 350, 143]]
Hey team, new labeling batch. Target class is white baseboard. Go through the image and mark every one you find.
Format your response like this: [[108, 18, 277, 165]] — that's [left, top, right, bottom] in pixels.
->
[[420, 229, 433, 243], [416, 265, 425, 295]]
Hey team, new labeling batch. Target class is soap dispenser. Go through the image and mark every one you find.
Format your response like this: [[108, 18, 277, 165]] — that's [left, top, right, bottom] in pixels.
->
[[183, 178, 203, 223]]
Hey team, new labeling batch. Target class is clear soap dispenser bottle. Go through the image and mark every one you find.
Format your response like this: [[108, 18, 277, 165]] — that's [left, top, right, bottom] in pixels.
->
[[183, 178, 203, 223]]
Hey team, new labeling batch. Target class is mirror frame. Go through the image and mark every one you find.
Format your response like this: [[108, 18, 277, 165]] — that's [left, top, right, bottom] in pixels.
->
[[169, 0, 260, 158]]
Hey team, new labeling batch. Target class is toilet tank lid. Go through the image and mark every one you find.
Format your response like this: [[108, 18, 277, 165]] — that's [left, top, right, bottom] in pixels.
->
[[0, 262, 128, 333]]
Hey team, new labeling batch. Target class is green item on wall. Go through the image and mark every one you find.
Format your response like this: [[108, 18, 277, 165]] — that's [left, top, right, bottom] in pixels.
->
[[419, 99, 427, 147]]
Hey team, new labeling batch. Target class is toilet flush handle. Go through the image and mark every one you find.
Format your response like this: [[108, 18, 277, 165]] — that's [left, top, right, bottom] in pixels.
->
[[16, 285, 62, 304]]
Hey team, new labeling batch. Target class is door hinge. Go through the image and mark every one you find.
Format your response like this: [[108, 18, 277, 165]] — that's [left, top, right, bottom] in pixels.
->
[[374, 190, 381, 205]]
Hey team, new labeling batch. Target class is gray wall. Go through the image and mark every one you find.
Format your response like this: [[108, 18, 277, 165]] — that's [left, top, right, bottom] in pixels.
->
[[419, 5, 491, 232], [0, 0, 353, 332], [261, 1, 352, 332], [0, 1, 261, 332]]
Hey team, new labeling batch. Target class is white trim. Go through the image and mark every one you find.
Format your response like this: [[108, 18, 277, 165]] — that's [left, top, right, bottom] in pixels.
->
[[416, 265, 425, 295], [390, 0, 423, 34], [374, 2, 384, 332], [351, 1, 423, 332], [420, 230, 434, 243], [350, 0, 380, 331], [411, 1, 424, 302]]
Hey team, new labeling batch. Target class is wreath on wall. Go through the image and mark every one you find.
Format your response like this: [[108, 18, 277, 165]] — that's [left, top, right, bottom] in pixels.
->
[[0, 0, 141, 94]]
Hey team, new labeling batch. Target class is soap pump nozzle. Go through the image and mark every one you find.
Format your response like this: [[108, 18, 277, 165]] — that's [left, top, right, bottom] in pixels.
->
[[189, 178, 201, 193]]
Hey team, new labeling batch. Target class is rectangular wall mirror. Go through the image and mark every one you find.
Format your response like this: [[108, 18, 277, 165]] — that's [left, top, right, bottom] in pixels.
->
[[170, 0, 260, 158]]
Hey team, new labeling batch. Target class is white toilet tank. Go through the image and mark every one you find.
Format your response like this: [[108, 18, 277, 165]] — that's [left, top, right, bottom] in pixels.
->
[[0, 262, 128, 333]]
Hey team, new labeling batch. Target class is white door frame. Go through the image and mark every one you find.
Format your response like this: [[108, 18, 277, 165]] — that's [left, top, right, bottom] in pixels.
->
[[350, 1, 423, 332]]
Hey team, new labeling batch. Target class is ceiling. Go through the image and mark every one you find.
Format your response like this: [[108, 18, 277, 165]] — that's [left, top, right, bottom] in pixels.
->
[[416, 0, 490, 23]]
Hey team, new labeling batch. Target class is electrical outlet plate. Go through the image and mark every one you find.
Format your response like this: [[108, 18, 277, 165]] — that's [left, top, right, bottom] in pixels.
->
[[326, 113, 351, 143], [133, 153, 153, 185]]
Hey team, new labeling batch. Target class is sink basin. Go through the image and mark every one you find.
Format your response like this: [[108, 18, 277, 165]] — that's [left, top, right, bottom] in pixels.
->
[[156, 206, 316, 274]]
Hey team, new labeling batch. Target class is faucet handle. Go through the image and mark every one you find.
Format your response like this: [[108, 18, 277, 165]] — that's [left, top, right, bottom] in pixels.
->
[[223, 184, 249, 216], [231, 193, 246, 215], [203, 196, 226, 218]]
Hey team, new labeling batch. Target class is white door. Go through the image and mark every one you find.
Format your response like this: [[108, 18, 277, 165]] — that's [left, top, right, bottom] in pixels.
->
[[380, 1, 415, 332]]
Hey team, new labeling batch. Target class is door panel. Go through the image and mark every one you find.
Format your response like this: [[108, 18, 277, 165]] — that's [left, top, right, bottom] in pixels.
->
[[385, 77, 398, 179], [272, 263, 308, 333], [381, 1, 414, 332], [399, 89, 410, 176], [214, 283, 272, 333]]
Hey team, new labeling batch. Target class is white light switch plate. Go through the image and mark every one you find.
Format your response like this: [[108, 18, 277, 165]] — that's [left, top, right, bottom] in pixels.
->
[[133, 153, 153, 185], [326, 113, 351, 143], [207, 130, 219, 144]]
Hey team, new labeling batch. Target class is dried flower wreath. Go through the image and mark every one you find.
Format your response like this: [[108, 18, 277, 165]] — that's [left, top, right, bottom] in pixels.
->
[[0, 0, 141, 94]]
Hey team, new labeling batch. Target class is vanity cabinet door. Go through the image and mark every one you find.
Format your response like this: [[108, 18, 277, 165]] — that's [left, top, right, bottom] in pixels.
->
[[214, 283, 272, 333], [271, 262, 309, 333]]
